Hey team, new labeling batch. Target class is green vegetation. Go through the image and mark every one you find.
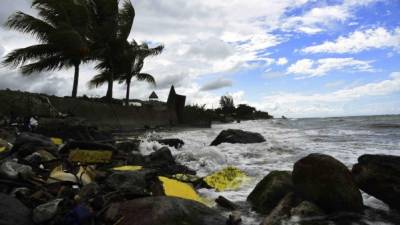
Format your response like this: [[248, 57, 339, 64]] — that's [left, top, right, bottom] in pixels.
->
[[2, 0, 163, 101], [184, 95, 273, 124]]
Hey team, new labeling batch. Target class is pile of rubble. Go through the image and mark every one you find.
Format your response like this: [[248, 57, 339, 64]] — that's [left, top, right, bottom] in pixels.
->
[[0, 130, 243, 225]]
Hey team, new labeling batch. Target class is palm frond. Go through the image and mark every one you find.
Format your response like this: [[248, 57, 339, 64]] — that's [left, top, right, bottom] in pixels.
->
[[20, 55, 67, 74], [88, 71, 110, 88], [2, 44, 58, 68], [136, 73, 156, 85], [118, 0, 135, 40], [5, 11, 55, 41]]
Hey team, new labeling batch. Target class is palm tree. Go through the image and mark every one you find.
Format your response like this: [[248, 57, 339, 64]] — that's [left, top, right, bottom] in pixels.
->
[[119, 41, 163, 105], [2, 0, 91, 98], [87, 0, 135, 100], [89, 41, 164, 105]]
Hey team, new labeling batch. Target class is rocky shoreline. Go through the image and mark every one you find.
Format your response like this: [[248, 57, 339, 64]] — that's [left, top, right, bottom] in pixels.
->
[[1, 127, 399, 225]]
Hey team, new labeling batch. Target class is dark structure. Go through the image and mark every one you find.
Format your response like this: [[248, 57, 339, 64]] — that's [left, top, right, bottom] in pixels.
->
[[167, 86, 186, 123], [149, 91, 159, 101]]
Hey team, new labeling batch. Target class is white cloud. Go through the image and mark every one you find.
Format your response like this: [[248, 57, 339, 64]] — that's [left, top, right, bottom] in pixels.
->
[[282, 0, 379, 34], [303, 27, 400, 54], [277, 57, 288, 65], [287, 58, 374, 78], [260, 72, 400, 117]]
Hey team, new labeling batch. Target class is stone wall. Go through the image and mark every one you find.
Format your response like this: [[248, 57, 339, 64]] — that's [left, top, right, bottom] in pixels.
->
[[0, 90, 178, 130]]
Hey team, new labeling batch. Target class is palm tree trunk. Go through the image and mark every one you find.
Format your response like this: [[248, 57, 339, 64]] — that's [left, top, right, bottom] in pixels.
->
[[125, 78, 131, 106], [71, 62, 80, 98], [106, 71, 114, 100]]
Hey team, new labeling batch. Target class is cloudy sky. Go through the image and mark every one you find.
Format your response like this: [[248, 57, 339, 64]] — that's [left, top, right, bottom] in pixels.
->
[[0, 0, 399, 118]]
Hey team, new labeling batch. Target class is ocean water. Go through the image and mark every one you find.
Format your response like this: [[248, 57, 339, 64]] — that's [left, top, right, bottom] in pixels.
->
[[139, 115, 400, 225]]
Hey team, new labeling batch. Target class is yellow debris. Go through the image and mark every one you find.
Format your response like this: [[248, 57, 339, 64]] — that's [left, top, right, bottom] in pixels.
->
[[51, 137, 63, 145], [77, 166, 96, 185], [0, 147, 6, 153], [203, 166, 249, 192], [47, 166, 78, 184], [112, 165, 143, 171], [159, 176, 205, 204], [68, 149, 113, 164]]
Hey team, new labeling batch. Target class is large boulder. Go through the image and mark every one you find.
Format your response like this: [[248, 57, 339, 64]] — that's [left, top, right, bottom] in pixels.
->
[[0, 193, 33, 225], [105, 170, 156, 197], [13, 132, 58, 158], [352, 154, 400, 210], [247, 171, 293, 214], [147, 147, 195, 175], [105, 196, 226, 225], [292, 154, 363, 213], [210, 129, 265, 146]]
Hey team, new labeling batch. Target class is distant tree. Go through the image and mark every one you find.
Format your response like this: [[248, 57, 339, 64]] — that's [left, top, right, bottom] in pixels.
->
[[236, 104, 256, 119], [2, 0, 91, 98], [219, 95, 235, 114]]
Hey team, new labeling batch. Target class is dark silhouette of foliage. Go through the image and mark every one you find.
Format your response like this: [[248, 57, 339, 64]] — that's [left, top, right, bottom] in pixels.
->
[[2, 0, 91, 98], [220, 95, 235, 114]]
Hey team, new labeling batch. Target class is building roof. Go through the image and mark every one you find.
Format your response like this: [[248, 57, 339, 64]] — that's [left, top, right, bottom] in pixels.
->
[[149, 91, 158, 99]]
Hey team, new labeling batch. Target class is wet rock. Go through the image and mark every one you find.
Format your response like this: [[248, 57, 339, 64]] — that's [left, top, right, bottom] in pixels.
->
[[210, 129, 265, 146], [0, 161, 33, 179], [227, 211, 242, 225], [352, 154, 400, 210], [59, 141, 116, 155], [247, 171, 293, 214], [290, 201, 325, 218], [0, 193, 33, 225], [148, 147, 175, 165], [105, 196, 226, 225], [13, 132, 58, 158], [116, 140, 141, 152], [293, 154, 363, 213], [33, 198, 63, 224], [105, 170, 155, 197], [0, 138, 12, 153], [261, 192, 299, 225], [216, 196, 239, 210], [157, 138, 184, 149]]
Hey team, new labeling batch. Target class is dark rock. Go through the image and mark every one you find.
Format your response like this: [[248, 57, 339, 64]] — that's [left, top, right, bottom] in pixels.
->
[[210, 129, 265, 146], [352, 154, 400, 210], [148, 147, 175, 165], [13, 132, 58, 158], [261, 192, 299, 225], [293, 154, 363, 213], [215, 196, 239, 210], [290, 201, 325, 218], [247, 171, 293, 214], [0, 193, 33, 225], [33, 198, 63, 224], [157, 138, 184, 149], [37, 117, 113, 142], [105, 170, 155, 197], [0, 161, 33, 180], [116, 140, 141, 152], [227, 211, 242, 225], [105, 196, 226, 225]]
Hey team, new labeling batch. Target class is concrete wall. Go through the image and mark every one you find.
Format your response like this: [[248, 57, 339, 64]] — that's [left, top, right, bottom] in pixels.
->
[[0, 90, 178, 130]]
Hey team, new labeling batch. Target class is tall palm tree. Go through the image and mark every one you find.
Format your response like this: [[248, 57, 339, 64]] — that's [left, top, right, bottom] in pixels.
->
[[2, 0, 91, 98], [87, 0, 135, 100]]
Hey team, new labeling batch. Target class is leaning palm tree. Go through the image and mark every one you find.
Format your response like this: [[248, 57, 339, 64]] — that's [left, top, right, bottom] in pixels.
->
[[2, 0, 91, 98], [87, 0, 135, 100]]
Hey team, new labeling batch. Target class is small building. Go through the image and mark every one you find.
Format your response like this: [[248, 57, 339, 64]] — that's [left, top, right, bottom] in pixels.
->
[[149, 91, 158, 101]]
